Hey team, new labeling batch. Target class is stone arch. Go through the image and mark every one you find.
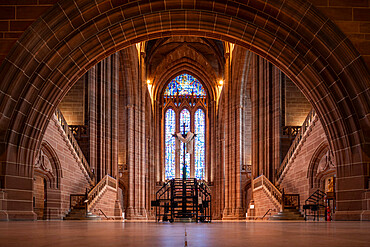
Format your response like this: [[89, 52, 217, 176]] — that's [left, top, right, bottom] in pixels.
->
[[151, 44, 219, 101], [33, 141, 62, 220], [307, 142, 336, 190], [156, 68, 215, 101], [0, 0, 368, 219], [34, 141, 63, 189]]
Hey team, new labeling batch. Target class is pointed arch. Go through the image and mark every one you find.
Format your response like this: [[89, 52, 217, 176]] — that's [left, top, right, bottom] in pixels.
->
[[0, 0, 368, 220], [34, 141, 62, 189]]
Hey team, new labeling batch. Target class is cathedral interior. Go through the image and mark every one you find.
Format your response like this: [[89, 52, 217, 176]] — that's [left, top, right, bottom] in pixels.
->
[[0, 0, 369, 246]]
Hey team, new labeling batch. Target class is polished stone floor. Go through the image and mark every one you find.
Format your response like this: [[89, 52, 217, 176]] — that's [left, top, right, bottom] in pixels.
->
[[0, 221, 370, 247]]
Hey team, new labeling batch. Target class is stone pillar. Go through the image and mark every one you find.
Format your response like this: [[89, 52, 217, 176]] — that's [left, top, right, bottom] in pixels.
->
[[88, 55, 119, 182], [123, 45, 148, 220], [251, 55, 281, 181], [221, 48, 244, 220]]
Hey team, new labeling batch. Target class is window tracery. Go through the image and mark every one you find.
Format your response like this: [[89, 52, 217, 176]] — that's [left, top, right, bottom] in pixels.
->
[[163, 74, 207, 180]]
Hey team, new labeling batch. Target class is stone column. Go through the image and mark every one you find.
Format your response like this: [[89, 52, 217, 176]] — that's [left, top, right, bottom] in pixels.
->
[[251, 55, 281, 181], [221, 49, 244, 220]]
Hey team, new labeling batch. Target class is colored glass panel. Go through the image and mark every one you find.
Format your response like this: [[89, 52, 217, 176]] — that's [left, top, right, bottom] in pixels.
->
[[165, 109, 176, 179], [179, 109, 191, 179], [164, 74, 206, 96], [194, 109, 205, 179]]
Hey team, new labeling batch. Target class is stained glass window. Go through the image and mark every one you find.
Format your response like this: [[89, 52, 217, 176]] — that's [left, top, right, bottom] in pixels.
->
[[164, 74, 207, 180], [194, 109, 205, 179], [179, 109, 191, 179], [165, 109, 176, 179], [164, 74, 206, 96]]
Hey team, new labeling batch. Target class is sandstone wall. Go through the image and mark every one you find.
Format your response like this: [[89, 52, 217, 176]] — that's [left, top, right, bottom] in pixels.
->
[[279, 118, 329, 210], [42, 114, 92, 218]]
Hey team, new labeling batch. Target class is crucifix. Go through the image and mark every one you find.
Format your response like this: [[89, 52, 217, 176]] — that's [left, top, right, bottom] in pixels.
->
[[174, 122, 195, 218], [173, 122, 190, 181]]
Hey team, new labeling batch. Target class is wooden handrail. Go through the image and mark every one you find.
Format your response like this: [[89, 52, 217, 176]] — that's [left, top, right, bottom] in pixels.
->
[[55, 108, 95, 182]]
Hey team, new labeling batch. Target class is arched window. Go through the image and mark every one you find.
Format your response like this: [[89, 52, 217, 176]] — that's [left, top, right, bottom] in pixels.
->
[[180, 109, 191, 179], [165, 109, 176, 179], [163, 74, 207, 180], [194, 109, 205, 179], [164, 74, 206, 96]]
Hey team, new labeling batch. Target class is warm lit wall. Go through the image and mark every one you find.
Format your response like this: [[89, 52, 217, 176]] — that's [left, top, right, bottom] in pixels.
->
[[59, 76, 85, 125], [284, 76, 312, 126]]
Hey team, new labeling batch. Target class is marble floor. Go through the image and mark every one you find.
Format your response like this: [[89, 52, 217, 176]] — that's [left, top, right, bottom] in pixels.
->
[[0, 221, 370, 247]]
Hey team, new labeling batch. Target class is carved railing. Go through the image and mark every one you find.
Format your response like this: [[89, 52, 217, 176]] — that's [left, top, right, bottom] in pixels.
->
[[282, 192, 300, 210], [276, 109, 316, 181], [254, 175, 301, 211], [68, 175, 116, 213], [87, 175, 116, 211], [282, 126, 301, 138], [253, 175, 282, 208], [68, 125, 88, 139], [69, 193, 88, 214], [55, 108, 94, 182]]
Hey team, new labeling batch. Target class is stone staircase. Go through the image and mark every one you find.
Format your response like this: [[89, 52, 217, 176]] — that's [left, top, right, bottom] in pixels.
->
[[64, 202, 101, 220], [253, 175, 304, 220], [269, 208, 305, 220], [64, 175, 117, 220]]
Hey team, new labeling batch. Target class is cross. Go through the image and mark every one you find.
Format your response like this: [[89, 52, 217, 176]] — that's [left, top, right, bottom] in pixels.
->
[[180, 122, 188, 181], [180, 122, 188, 138]]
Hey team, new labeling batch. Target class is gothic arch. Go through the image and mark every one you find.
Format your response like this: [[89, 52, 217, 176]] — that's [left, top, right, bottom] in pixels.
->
[[157, 68, 214, 100], [307, 142, 336, 190], [150, 42, 219, 102], [0, 0, 368, 219], [34, 141, 62, 189], [151, 43, 220, 76], [33, 141, 62, 220]]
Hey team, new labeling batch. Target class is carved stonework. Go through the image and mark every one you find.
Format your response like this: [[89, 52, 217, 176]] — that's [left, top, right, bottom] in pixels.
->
[[316, 150, 335, 175], [35, 150, 53, 173]]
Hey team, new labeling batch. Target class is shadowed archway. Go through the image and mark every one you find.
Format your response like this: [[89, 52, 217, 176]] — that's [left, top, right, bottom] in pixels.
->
[[0, 0, 368, 220]]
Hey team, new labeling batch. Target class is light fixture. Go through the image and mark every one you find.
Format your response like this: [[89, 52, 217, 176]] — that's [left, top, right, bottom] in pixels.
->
[[147, 79, 152, 85], [218, 80, 224, 86]]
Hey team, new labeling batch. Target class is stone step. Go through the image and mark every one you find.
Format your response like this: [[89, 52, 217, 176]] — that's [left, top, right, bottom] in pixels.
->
[[64, 215, 102, 220], [64, 209, 101, 221], [269, 209, 305, 221]]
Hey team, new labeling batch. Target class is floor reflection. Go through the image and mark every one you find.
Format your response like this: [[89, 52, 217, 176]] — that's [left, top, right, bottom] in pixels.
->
[[0, 221, 369, 247]]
